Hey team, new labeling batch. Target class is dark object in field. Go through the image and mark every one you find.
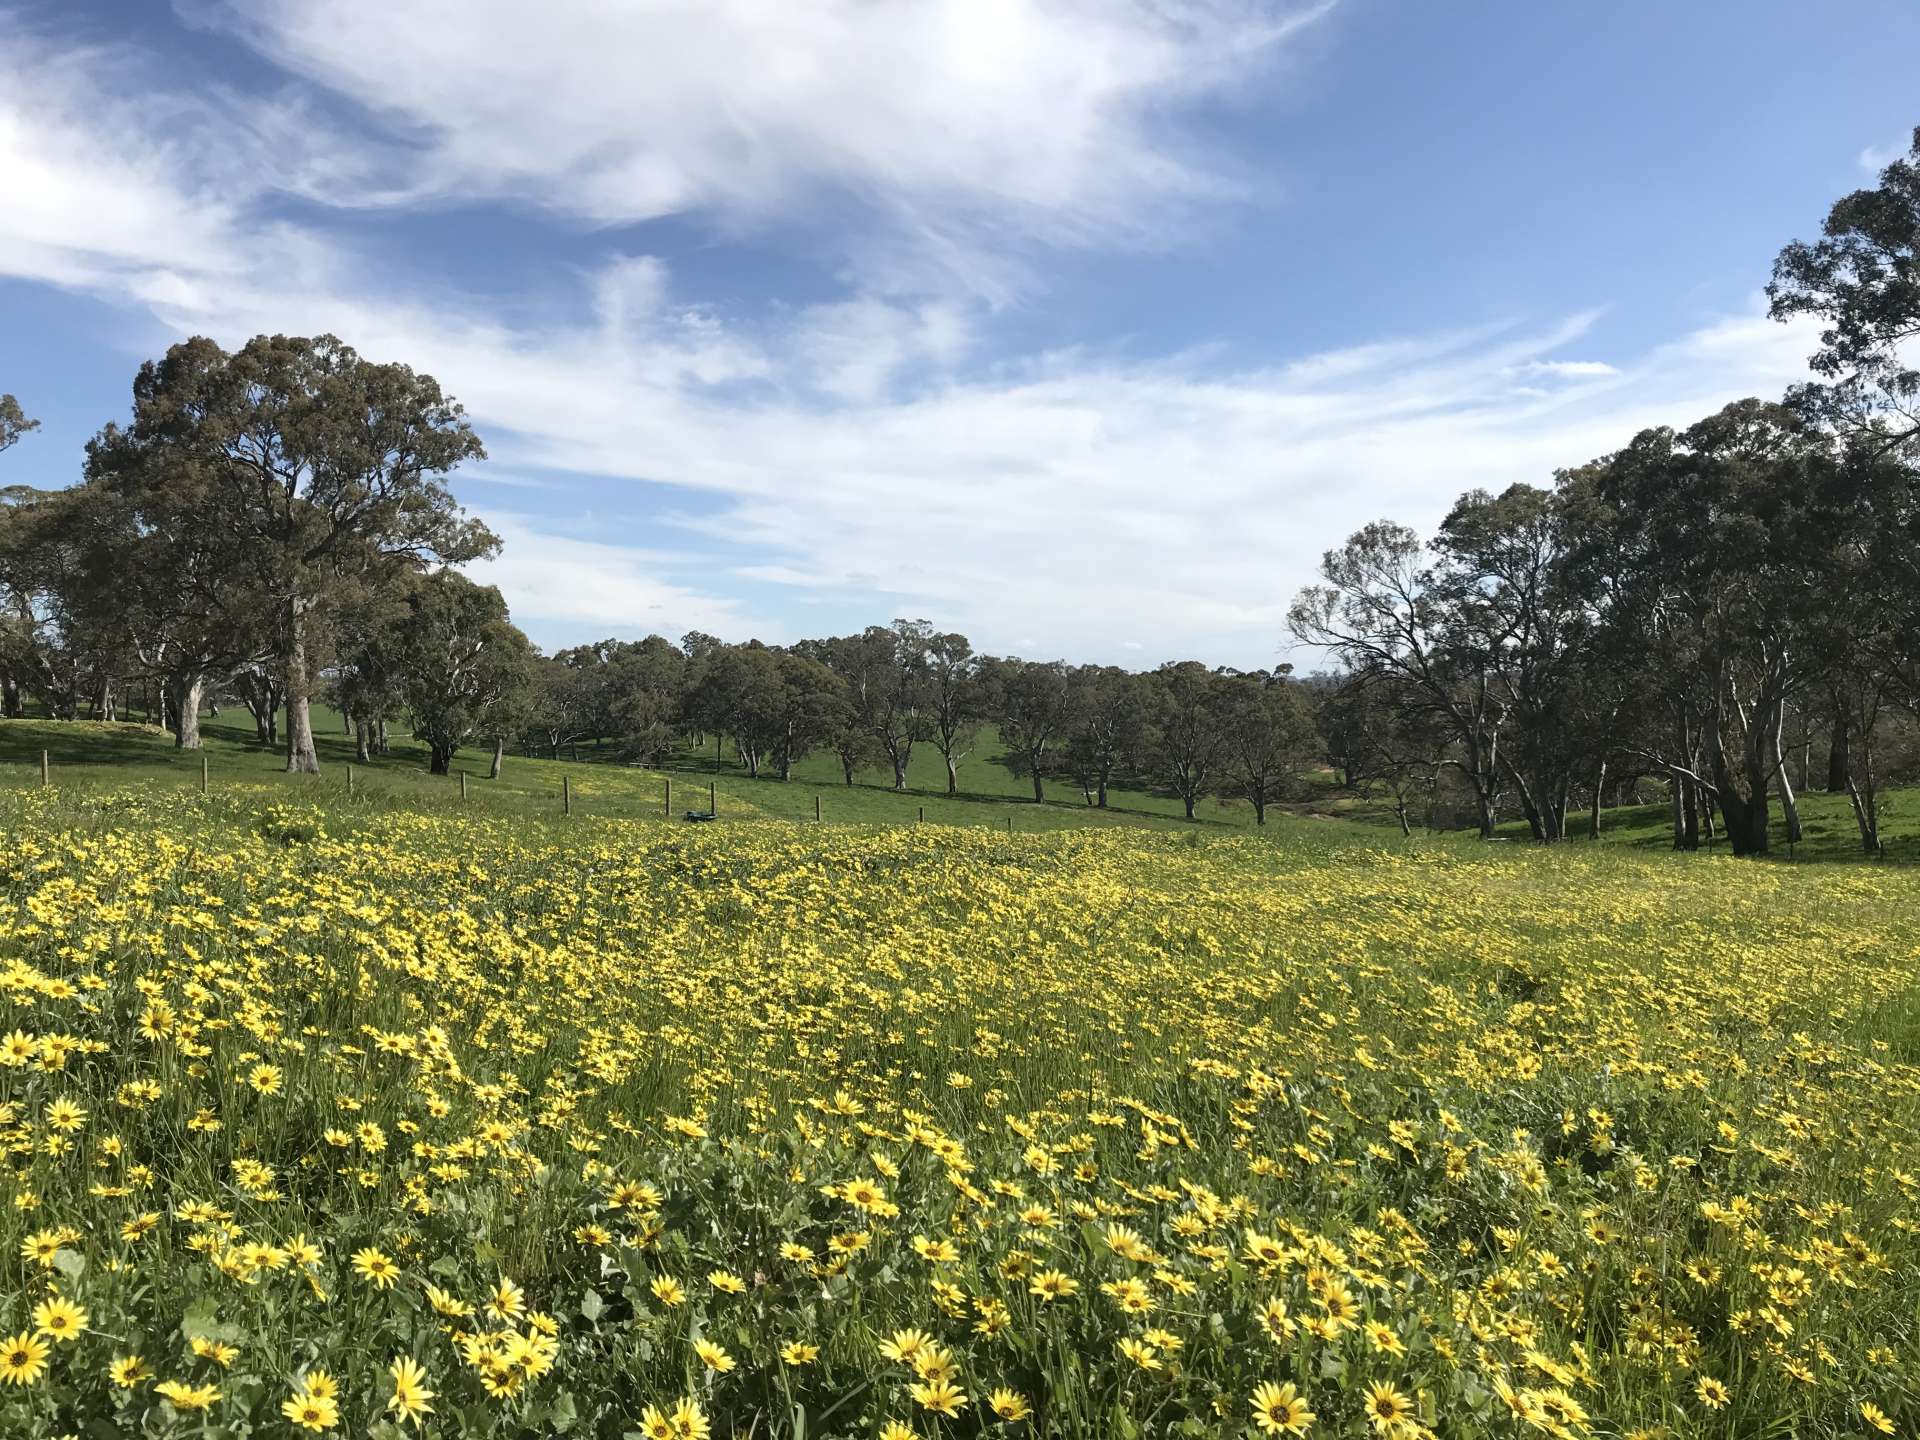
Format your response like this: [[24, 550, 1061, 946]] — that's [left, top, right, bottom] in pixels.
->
[[684, 809, 716, 823]]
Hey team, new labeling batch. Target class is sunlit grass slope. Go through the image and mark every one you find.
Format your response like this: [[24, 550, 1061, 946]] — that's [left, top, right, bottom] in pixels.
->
[[0, 714, 1308, 834]]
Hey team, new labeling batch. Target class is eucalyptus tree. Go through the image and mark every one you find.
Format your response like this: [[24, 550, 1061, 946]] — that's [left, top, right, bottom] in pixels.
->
[[0, 398, 44, 715], [1063, 665, 1149, 808], [789, 635, 882, 785], [819, 624, 930, 790], [1217, 667, 1314, 825], [1572, 400, 1848, 855], [1771, 126, 1920, 456], [923, 629, 984, 795], [990, 657, 1074, 802], [605, 635, 688, 763], [389, 571, 535, 776], [0, 395, 35, 456], [98, 334, 493, 774], [1146, 660, 1227, 821], [78, 437, 273, 747], [766, 650, 847, 781], [1316, 674, 1448, 836], [1289, 523, 1504, 837], [1428, 484, 1605, 841], [0, 485, 69, 717]]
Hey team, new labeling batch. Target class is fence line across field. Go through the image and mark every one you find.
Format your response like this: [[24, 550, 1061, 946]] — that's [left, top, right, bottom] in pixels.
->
[[22, 749, 1053, 836]]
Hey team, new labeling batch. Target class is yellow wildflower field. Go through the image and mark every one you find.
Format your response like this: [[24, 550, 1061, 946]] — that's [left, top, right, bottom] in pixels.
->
[[1, 786, 1917, 1438]]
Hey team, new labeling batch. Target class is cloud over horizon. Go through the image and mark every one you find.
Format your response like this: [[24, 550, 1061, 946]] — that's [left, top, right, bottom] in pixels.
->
[[0, 2, 1832, 667]]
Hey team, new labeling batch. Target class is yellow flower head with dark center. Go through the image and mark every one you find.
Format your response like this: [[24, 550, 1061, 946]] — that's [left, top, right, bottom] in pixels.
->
[[190, 1335, 238, 1368], [693, 1339, 735, 1373], [352, 1247, 400, 1288], [425, 1284, 472, 1317], [1029, 1269, 1078, 1301], [32, 1296, 86, 1344], [388, 1355, 435, 1425], [1364, 1319, 1406, 1356], [154, 1379, 220, 1410], [281, 1388, 340, 1432], [990, 1388, 1033, 1421], [1258, 1297, 1294, 1343], [1363, 1381, 1415, 1433], [0, 1332, 48, 1386], [910, 1377, 969, 1416], [879, 1329, 936, 1364], [1243, 1230, 1290, 1270], [110, 1355, 151, 1388], [488, 1276, 526, 1320], [1251, 1381, 1316, 1437]]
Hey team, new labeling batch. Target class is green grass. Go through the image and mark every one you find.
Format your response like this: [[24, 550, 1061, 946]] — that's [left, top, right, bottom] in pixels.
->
[[7, 708, 1913, 861], [0, 710, 1361, 836], [1493, 784, 1917, 864]]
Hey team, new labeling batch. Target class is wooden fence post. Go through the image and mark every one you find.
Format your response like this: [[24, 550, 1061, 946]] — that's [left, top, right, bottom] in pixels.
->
[[708, 780, 716, 815], [814, 795, 821, 822], [459, 770, 467, 800], [664, 778, 671, 817], [41, 750, 49, 788], [563, 776, 572, 816], [201, 755, 208, 794], [918, 806, 923, 824], [1006, 814, 1012, 835], [347, 763, 354, 796]]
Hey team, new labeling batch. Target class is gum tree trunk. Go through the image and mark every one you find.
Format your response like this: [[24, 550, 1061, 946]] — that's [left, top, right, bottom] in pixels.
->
[[489, 736, 504, 779], [1773, 712, 1802, 844], [1826, 703, 1850, 791], [169, 674, 206, 750], [283, 600, 321, 774]]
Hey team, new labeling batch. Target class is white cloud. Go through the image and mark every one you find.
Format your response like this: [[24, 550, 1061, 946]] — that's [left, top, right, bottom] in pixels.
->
[[788, 298, 974, 402], [1512, 359, 1619, 379], [182, 0, 1335, 294], [0, 38, 249, 291], [1860, 138, 1911, 173], [464, 513, 775, 643]]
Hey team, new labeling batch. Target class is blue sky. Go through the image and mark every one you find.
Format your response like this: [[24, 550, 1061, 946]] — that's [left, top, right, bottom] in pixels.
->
[[2, 0, 1914, 665]]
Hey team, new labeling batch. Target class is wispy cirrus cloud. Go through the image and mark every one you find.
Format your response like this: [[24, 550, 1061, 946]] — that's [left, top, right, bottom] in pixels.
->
[[183, 1, 1328, 229]]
